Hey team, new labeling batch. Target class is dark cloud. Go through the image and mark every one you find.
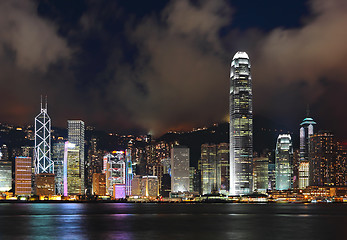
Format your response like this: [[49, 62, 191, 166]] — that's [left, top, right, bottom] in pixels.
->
[[0, 0, 70, 72], [106, 0, 233, 135], [0, 0, 346, 140], [252, 0, 347, 138]]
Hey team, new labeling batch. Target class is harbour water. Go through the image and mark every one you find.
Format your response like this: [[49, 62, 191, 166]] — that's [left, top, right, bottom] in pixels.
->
[[0, 203, 346, 239]]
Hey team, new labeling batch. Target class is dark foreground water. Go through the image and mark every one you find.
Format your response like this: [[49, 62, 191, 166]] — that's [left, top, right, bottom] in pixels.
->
[[0, 203, 346, 240]]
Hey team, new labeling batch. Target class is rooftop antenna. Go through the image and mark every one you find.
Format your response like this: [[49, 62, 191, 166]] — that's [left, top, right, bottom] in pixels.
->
[[45, 95, 48, 110], [40, 95, 43, 109]]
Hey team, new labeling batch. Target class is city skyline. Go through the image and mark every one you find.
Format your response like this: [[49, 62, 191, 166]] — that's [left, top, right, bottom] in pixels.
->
[[0, 0, 346, 140]]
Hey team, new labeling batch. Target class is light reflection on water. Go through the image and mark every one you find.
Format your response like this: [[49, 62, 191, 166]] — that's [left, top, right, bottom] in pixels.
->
[[0, 203, 346, 240]]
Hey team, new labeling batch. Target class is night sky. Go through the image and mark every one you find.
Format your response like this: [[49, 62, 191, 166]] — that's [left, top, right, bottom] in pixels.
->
[[0, 0, 346, 140]]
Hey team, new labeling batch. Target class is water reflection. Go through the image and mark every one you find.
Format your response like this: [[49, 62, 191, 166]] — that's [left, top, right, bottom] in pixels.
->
[[0, 203, 345, 240]]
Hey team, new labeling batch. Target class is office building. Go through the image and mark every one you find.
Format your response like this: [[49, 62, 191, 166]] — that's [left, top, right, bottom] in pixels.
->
[[92, 173, 106, 195], [104, 152, 126, 198], [253, 157, 269, 193], [229, 51, 253, 195], [309, 131, 337, 186], [218, 143, 229, 194], [15, 157, 32, 196], [131, 175, 159, 197], [64, 142, 81, 195], [275, 134, 293, 190], [299, 115, 316, 189], [336, 143, 347, 186], [201, 144, 218, 194], [141, 176, 159, 197], [171, 146, 190, 193], [0, 147, 12, 192], [34, 97, 53, 174], [52, 141, 65, 195], [68, 120, 85, 193], [35, 173, 55, 196]]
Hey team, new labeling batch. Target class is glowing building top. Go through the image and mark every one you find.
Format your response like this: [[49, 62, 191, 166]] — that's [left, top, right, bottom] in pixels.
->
[[232, 51, 249, 60]]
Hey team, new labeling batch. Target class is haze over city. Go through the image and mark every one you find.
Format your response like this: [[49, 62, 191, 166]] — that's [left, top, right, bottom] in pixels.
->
[[0, 0, 346, 139]]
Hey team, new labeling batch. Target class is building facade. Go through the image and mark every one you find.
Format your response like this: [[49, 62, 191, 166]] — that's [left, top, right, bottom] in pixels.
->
[[309, 131, 336, 186], [35, 173, 55, 196], [68, 120, 85, 193], [201, 144, 218, 195], [217, 143, 229, 194], [171, 146, 190, 193], [34, 98, 53, 174], [229, 51, 253, 195], [275, 134, 293, 190], [64, 142, 81, 195], [104, 152, 126, 198], [52, 141, 65, 195], [92, 173, 106, 195], [0, 152, 12, 192], [15, 157, 32, 195], [299, 116, 316, 189], [253, 157, 269, 193]]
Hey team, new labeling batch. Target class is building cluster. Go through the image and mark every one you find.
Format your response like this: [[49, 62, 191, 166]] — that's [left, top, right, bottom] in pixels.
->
[[0, 52, 346, 202]]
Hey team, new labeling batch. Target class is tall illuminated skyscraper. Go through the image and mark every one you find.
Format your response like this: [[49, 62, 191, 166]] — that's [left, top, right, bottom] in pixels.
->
[[275, 134, 293, 190], [104, 152, 126, 198], [64, 142, 81, 195], [34, 97, 53, 174], [68, 120, 85, 193], [0, 146, 12, 192], [171, 146, 190, 193], [201, 144, 218, 195], [299, 114, 316, 189], [52, 141, 65, 195], [229, 51, 253, 195]]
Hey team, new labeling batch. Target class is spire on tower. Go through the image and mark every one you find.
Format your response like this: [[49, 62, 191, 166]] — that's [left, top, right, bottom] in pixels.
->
[[40, 95, 43, 109], [45, 95, 48, 110]]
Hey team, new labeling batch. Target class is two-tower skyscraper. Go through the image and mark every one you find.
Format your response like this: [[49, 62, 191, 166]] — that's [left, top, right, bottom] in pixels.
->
[[229, 52, 253, 195]]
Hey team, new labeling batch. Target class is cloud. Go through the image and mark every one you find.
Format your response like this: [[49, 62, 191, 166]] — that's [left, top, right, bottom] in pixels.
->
[[0, 0, 73, 126], [1, 0, 347, 140], [106, 0, 232, 135], [252, 0, 347, 136], [0, 0, 70, 72]]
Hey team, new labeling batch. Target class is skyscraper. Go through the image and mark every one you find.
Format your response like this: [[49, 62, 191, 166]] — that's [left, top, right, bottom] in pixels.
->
[[64, 142, 81, 195], [229, 51, 253, 195], [15, 157, 32, 196], [0, 146, 12, 192], [275, 134, 293, 190], [104, 152, 126, 198], [171, 146, 190, 193], [299, 115, 316, 189], [309, 131, 336, 186], [34, 97, 53, 174], [253, 156, 269, 193], [52, 141, 65, 195], [68, 120, 85, 193], [218, 143, 229, 194], [201, 144, 218, 195]]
